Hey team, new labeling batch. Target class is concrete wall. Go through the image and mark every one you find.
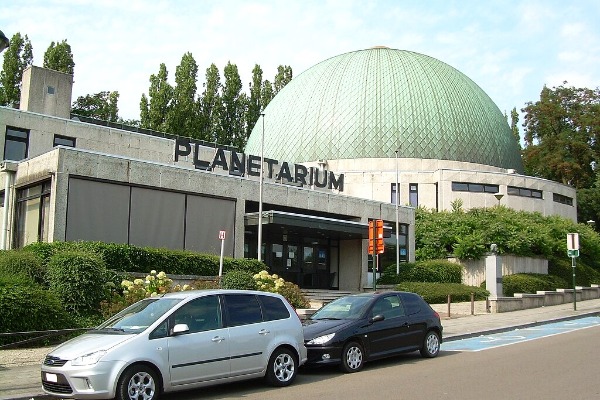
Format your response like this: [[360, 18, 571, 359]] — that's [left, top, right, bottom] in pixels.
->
[[323, 157, 577, 222], [490, 285, 600, 312], [450, 255, 548, 287], [20, 66, 73, 119]]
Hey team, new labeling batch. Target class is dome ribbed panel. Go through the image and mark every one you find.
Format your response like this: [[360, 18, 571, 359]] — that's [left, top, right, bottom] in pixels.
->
[[245, 48, 523, 172]]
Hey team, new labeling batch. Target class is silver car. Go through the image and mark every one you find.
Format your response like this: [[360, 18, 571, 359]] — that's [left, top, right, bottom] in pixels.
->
[[41, 289, 307, 400]]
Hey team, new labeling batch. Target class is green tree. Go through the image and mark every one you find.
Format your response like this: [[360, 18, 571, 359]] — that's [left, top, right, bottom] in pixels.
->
[[140, 63, 173, 131], [198, 63, 222, 142], [43, 39, 75, 75], [273, 65, 292, 95], [522, 83, 600, 189], [261, 79, 274, 110], [71, 91, 119, 122], [0, 32, 33, 106], [246, 64, 263, 139], [220, 61, 246, 148], [166, 52, 199, 138], [510, 107, 521, 149]]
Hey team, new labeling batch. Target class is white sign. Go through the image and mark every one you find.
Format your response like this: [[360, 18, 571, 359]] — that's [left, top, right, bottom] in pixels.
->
[[567, 233, 579, 250], [219, 230, 226, 240]]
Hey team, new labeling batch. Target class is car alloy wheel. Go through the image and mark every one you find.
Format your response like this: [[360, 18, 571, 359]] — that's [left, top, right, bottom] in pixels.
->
[[265, 347, 297, 387], [117, 365, 158, 400]]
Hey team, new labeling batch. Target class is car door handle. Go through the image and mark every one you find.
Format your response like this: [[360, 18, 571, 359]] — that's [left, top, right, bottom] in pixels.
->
[[258, 329, 270, 335], [211, 336, 226, 342]]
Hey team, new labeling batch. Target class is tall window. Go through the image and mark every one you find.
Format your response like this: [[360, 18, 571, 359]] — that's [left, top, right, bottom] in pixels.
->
[[4, 127, 29, 161], [14, 181, 51, 248], [391, 183, 398, 204], [409, 183, 418, 207]]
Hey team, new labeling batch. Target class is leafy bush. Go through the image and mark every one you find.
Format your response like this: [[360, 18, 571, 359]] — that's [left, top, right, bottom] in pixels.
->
[[24, 241, 268, 276], [46, 251, 108, 316], [394, 282, 489, 304], [548, 256, 600, 287], [221, 270, 257, 290], [501, 273, 571, 297], [378, 260, 462, 285], [252, 270, 310, 309], [0, 281, 73, 341], [0, 250, 46, 286]]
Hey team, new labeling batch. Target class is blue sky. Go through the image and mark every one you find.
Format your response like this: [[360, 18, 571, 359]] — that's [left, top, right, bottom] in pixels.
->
[[2, 0, 599, 126]]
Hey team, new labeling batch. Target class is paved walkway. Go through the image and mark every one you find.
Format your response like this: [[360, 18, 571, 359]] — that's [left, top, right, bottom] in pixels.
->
[[1, 298, 599, 400]]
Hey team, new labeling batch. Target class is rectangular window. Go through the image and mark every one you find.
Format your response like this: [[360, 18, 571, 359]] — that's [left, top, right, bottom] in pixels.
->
[[553, 193, 573, 206], [47, 86, 55, 95], [4, 127, 29, 161], [391, 183, 398, 204], [14, 181, 51, 248], [508, 185, 543, 199], [409, 183, 418, 207], [452, 181, 499, 193], [53, 135, 76, 147]]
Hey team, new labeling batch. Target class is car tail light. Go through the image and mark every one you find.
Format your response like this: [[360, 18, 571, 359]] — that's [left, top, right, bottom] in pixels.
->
[[433, 310, 440, 320]]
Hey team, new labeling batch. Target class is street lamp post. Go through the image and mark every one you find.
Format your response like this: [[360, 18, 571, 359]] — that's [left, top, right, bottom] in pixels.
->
[[395, 149, 400, 275], [257, 113, 265, 262]]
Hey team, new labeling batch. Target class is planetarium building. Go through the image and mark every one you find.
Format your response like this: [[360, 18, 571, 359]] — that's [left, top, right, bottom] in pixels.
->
[[246, 47, 576, 219], [0, 47, 576, 291]]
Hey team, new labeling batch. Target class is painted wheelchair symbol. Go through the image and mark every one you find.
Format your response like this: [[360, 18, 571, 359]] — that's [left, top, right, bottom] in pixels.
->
[[479, 335, 526, 343]]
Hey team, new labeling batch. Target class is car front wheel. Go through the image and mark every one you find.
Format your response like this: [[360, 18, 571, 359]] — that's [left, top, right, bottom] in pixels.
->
[[116, 364, 160, 400], [265, 347, 297, 387], [420, 330, 441, 358], [340, 341, 364, 373]]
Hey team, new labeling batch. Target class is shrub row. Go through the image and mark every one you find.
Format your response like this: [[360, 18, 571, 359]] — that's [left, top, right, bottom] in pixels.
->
[[394, 282, 489, 304], [377, 260, 462, 285], [500, 273, 570, 297], [23, 241, 266, 276]]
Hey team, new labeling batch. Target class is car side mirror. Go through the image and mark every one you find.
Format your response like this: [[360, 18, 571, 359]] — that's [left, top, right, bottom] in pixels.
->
[[370, 315, 385, 323], [172, 323, 190, 335]]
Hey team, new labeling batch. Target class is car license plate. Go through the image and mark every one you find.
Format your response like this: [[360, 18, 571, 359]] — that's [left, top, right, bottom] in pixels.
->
[[45, 372, 58, 383]]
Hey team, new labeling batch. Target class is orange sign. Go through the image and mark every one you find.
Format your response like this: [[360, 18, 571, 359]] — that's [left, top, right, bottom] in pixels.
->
[[368, 220, 385, 254]]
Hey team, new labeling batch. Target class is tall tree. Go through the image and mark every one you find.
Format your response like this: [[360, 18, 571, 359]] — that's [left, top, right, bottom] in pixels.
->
[[261, 79, 274, 110], [246, 64, 263, 139], [220, 61, 246, 148], [140, 63, 172, 131], [72, 91, 119, 121], [510, 107, 521, 149], [522, 83, 600, 189], [198, 63, 222, 142], [273, 65, 292, 95], [43, 39, 75, 75], [0, 32, 33, 106], [166, 52, 199, 138]]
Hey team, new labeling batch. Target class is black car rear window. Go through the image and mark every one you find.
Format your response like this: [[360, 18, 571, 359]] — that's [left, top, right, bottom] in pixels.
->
[[400, 293, 424, 315], [258, 295, 290, 321]]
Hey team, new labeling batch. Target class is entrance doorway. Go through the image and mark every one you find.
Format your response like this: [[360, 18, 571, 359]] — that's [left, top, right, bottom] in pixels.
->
[[266, 241, 332, 289]]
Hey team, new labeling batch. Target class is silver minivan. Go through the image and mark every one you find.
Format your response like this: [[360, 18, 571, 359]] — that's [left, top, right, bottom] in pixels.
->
[[41, 289, 307, 399]]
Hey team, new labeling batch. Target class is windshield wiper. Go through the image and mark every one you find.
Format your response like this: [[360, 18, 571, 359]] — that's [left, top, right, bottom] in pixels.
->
[[314, 317, 341, 320]]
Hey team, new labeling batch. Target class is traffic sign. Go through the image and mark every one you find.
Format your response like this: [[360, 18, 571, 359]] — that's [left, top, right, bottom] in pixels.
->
[[368, 219, 385, 254], [219, 230, 226, 240], [567, 249, 579, 258], [567, 233, 579, 250]]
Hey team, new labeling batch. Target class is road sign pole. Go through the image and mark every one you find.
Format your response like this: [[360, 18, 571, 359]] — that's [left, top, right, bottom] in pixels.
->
[[218, 231, 226, 278], [572, 255, 577, 311]]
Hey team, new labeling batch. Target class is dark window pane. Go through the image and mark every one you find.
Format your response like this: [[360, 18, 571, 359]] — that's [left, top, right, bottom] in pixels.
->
[[225, 294, 263, 326], [452, 182, 468, 191], [400, 292, 423, 315], [4, 127, 29, 161], [54, 135, 76, 147], [469, 184, 484, 192], [259, 295, 290, 321]]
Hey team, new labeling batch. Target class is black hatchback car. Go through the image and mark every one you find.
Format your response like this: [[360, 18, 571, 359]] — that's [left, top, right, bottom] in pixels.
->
[[302, 291, 443, 373]]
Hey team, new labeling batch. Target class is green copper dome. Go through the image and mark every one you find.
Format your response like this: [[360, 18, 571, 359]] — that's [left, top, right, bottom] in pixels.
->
[[245, 47, 523, 172]]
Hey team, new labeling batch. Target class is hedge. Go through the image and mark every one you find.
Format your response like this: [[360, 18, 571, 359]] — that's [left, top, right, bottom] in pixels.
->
[[378, 260, 463, 285]]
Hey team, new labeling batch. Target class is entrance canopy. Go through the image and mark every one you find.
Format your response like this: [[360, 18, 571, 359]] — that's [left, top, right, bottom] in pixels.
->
[[244, 210, 370, 240]]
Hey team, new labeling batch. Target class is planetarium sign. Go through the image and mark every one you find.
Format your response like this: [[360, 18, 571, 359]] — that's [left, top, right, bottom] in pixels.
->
[[175, 138, 344, 191]]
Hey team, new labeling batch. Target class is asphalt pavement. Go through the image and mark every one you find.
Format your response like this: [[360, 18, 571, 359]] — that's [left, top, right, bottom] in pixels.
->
[[2, 298, 599, 400]]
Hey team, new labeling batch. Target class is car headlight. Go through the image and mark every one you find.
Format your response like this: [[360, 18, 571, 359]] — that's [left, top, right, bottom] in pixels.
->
[[307, 333, 335, 345], [71, 350, 107, 366]]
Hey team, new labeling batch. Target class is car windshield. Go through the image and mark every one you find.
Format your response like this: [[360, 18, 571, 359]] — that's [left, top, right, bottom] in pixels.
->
[[94, 297, 183, 334], [310, 296, 372, 320]]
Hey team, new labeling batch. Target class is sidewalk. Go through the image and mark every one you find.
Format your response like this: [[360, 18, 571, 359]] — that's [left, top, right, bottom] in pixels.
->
[[1, 298, 599, 400]]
